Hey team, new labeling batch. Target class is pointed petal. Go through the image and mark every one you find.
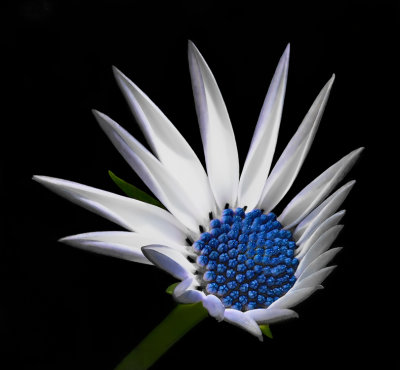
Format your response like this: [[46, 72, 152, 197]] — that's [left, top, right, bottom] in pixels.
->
[[238, 45, 290, 209], [141, 245, 195, 280], [245, 308, 298, 324], [296, 224, 343, 270], [292, 266, 336, 290], [297, 248, 341, 281], [257, 75, 335, 213], [113, 67, 217, 222], [223, 309, 263, 341], [93, 110, 202, 233], [295, 180, 355, 244], [59, 231, 186, 265], [202, 294, 225, 321], [295, 210, 345, 255], [188, 41, 239, 209], [279, 148, 364, 228], [33, 176, 188, 244], [268, 287, 321, 309]]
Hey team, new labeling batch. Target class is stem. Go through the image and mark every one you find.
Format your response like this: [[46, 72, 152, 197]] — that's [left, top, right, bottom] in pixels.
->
[[114, 303, 208, 370]]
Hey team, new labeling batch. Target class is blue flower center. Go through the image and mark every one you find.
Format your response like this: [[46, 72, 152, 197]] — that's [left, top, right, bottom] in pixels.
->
[[193, 208, 298, 311]]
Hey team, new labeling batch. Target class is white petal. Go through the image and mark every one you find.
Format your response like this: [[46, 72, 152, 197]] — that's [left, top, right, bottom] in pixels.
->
[[172, 277, 197, 298], [296, 225, 343, 272], [279, 148, 364, 228], [141, 245, 195, 280], [59, 231, 186, 265], [188, 41, 239, 209], [257, 75, 335, 213], [244, 308, 298, 324], [33, 176, 188, 244], [202, 294, 225, 321], [292, 266, 336, 290], [238, 45, 290, 210], [268, 287, 321, 309], [93, 110, 202, 234], [223, 309, 263, 341], [113, 67, 217, 223], [297, 248, 341, 281], [295, 180, 355, 244], [174, 289, 204, 304], [295, 210, 345, 255]]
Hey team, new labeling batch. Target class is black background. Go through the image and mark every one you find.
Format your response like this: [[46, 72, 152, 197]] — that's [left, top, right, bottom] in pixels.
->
[[2, 1, 397, 369]]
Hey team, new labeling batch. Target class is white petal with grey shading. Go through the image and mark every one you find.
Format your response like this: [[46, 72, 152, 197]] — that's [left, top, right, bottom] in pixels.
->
[[297, 248, 342, 282], [292, 266, 336, 290], [238, 44, 290, 210], [141, 245, 196, 280], [32, 176, 188, 244], [296, 224, 343, 269], [257, 75, 335, 213], [295, 180, 355, 244], [59, 231, 186, 265], [188, 41, 239, 209], [245, 308, 299, 324], [223, 309, 263, 340], [113, 67, 217, 224], [93, 110, 203, 234], [279, 147, 363, 228], [268, 287, 321, 309]]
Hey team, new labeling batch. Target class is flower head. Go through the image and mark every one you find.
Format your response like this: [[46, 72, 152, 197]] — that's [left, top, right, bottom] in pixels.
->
[[34, 42, 363, 341]]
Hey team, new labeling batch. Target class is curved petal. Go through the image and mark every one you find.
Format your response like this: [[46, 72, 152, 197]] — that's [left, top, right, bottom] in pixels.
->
[[59, 231, 186, 264], [202, 294, 225, 321], [188, 41, 239, 209], [257, 75, 335, 213], [296, 224, 343, 269], [141, 245, 195, 280], [223, 309, 263, 341], [295, 210, 345, 255], [33, 176, 188, 244], [297, 248, 341, 281], [238, 45, 290, 209], [172, 277, 198, 298], [174, 289, 204, 304], [295, 180, 355, 244], [292, 266, 336, 290], [268, 287, 322, 310], [113, 67, 217, 223], [245, 308, 298, 324], [93, 110, 202, 234], [279, 147, 364, 228]]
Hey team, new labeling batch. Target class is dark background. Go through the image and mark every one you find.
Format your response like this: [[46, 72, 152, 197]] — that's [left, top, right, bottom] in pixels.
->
[[2, 1, 397, 369]]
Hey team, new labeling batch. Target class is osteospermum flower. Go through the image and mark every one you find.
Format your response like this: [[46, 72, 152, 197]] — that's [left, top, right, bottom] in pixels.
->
[[34, 42, 362, 341]]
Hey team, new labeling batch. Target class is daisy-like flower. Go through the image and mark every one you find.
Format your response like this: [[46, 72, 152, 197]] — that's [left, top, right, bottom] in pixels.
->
[[34, 42, 362, 341]]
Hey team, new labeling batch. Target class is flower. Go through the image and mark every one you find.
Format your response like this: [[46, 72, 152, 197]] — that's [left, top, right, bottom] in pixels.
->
[[34, 42, 362, 341]]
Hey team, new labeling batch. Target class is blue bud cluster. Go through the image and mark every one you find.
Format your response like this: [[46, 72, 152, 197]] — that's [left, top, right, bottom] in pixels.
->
[[193, 208, 298, 312]]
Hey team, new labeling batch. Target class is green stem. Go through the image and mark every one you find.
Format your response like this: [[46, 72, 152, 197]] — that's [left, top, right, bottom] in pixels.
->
[[114, 303, 208, 370]]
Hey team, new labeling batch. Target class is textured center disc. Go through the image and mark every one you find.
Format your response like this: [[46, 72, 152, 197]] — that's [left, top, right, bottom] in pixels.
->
[[193, 208, 298, 311]]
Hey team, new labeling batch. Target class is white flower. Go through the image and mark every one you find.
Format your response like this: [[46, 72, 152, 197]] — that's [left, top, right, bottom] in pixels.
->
[[34, 42, 363, 341]]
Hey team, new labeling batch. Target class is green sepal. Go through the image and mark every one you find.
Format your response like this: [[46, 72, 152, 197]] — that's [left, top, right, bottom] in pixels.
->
[[165, 282, 179, 295], [108, 170, 165, 208], [260, 324, 273, 339]]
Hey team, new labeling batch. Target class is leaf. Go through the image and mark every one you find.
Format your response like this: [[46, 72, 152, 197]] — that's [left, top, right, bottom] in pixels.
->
[[260, 324, 273, 339], [165, 282, 179, 295], [108, 170, 165, 208]]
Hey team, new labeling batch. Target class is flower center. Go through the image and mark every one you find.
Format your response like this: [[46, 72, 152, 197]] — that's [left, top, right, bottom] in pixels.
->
[[193, 208, 298, 311]]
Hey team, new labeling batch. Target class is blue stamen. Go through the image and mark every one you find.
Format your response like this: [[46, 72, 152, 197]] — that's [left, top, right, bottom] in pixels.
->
[[194, 208, 298, 311]]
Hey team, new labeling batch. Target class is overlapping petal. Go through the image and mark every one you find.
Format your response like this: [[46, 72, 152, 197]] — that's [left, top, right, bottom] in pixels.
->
[[113, 67, 216, 224], [223, 309, 263, 341], [33, 176, 188, 244], [188, 41, 239, 209], [257, 75, 335, 213], [238, 44, 290, 210]]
